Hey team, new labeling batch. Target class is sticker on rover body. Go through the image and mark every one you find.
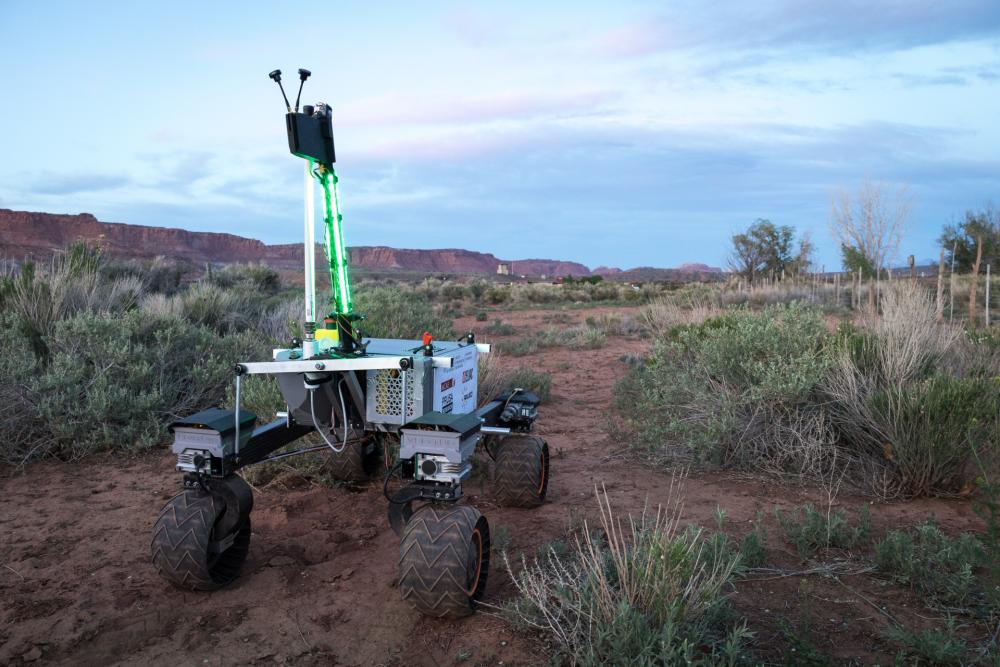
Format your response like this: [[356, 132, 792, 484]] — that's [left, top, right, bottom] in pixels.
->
[[441, 393, 454, 413]]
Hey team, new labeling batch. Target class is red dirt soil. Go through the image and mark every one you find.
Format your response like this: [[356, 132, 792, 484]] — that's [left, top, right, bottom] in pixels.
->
[[0, 306, 986, 666]]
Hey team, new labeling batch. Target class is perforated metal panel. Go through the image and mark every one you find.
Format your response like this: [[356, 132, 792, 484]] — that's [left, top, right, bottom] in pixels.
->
[[366, 358, 432, 424]]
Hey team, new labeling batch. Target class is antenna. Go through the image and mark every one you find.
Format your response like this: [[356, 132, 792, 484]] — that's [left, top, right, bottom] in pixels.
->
[[268, 69, 291, 112], [294, 68, 311, 112]]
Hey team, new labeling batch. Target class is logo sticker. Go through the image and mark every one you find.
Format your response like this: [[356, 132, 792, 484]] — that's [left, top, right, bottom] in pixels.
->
[[461, 369, 474, 383], [440, 378, 455, 391], [442, 394, 454, 413]]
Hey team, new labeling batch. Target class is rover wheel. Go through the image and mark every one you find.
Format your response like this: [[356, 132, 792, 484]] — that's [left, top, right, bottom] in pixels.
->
[[322, 432, 380, 482], [494, 435, 549, 508], [150, 490, 251, 591], [398, 504, 490, 618]]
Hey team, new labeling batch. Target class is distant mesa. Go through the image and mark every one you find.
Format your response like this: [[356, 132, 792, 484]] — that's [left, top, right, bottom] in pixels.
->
[[0, 209, 717, 281], [676, 262, 723, 274]]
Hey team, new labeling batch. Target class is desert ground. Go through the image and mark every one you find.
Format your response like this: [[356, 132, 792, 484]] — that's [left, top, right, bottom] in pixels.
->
[[0, 304, 985, 666]]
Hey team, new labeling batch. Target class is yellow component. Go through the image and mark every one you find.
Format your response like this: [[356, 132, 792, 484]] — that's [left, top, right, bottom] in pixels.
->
[[315, 328, 340, 342], [316, 327, 339, 352]]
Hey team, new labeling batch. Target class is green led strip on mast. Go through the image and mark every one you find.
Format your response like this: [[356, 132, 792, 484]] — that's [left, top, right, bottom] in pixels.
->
[[319, 167, 352, 314]]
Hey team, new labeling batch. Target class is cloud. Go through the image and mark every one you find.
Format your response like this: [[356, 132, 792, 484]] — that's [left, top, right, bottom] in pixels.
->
[[442, 6, 509, 47], [27, 172, 130, 196], [591, 1, 1000, 59], [891, 73, 969, 87], [336, 89, 618, 128]]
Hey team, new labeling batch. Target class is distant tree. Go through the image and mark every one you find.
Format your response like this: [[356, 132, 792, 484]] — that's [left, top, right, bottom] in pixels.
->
[[790, 231, 816, 276], [728, 219, 796, 284], [939, 206, 999, 273], [840, 244, 876, 276], [829, 180, 913, 277], [563, 275, 576, 285]]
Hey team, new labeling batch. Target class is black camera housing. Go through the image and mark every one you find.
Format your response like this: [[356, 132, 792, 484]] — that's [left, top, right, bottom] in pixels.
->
[[286, 103, 336, 169]]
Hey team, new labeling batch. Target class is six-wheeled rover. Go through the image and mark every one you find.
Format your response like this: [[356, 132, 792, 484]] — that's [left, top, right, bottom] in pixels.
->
[[149, 69, 550, 617]]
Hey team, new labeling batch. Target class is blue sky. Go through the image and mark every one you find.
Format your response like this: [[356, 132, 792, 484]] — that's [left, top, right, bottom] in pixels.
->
[[1, 1, 998, 270]]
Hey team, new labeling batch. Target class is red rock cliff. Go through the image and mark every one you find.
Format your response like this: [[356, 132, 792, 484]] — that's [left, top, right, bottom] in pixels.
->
[[0, 209, 593, 277]]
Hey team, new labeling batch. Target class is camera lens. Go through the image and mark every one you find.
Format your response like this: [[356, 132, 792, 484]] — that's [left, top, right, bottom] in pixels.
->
[[420, 458, 438, 477]]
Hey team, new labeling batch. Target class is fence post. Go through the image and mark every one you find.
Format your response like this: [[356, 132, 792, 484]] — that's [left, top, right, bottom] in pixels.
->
[[949, 241, 957, 323], [987, 264, 992, 327], [935, 247, 945, 322]]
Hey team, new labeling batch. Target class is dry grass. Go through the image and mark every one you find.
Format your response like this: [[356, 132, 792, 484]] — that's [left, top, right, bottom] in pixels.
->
[[502, 480, 745, 664], [641, 297, 721, 336]]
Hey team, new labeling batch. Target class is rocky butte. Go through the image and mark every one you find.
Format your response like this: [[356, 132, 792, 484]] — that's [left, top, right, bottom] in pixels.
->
[[0, 209, 722, 280]]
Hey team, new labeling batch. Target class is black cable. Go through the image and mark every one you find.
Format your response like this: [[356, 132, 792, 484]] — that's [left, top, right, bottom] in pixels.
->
[[382, 459, 406, 503]]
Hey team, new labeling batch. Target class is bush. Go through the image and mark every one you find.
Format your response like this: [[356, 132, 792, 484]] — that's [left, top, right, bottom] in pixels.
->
[[875, 520, 985, 607], [775, 503, 871, 558], [503, 487, 749, 666], [616, 282, 1000, 498], [103, 256, 187, 295], [886, 620, 968, 667], [568, 325, 607, 349], [614, 304, 833, 474], [440, 282, 467, 300], [474, 310, 488, 322], [206, 262, 281, 294], [485, 319, 516, 336], [505, 367, 553, 402], [0, 311, 265, 464], [866, 377, 997, 496], [476, 353, 552, 404], [825, 283, 999, 497], [500, 338, 539, 357], [3, 243, 144, 358], [354, 286, 454, 340]]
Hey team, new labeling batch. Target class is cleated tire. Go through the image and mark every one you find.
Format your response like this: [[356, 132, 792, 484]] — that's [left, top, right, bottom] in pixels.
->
[[322, 433, 380, 483], [151, 490, 251, 591], [494, 434, 549, 508], [398, 504, 490, 618]]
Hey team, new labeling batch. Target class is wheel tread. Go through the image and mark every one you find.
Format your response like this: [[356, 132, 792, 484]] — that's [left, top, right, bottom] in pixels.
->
[[150, 490, 250, 591], [493, 435, 549, 508], [398, 505, 488, 618]]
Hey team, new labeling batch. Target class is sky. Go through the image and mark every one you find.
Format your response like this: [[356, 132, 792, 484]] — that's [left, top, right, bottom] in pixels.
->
[[1, 1, 998, 271]]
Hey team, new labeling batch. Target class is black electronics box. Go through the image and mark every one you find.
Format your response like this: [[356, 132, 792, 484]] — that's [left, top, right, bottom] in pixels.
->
[[285, 104, 335, 167]]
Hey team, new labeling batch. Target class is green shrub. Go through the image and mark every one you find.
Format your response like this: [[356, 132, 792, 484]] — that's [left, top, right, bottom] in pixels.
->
[[0, 310, 265, 464], [886, 620, 968, 666], [504, 489, 749, 666], [866, 376, 998, 496], [821, 283, 998, 498], [775, 503, 871, 558], [103, 256, 187, 295], [468, 279, 488, 302], [440, 282, 467, 300], [501, 338, 539, 357], [486, 285, 509, 304], [614, 304, 832, 472], [474, 310, 488, 322], [4, 243, 144, 358], [569, 325, 607, 349], [174, 282, 259, 334], [875, 520, 985, 607], [972, 471, 1000, 606], [206, 262, 281, 294], [353, 286, 454, 340], [739, 513, 768, 568], [504, 367, 552, 402], [485, 319, 516, 336]]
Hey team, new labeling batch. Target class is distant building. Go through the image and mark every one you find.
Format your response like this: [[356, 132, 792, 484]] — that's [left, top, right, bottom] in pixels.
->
[[497, 262, 511, 275]]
